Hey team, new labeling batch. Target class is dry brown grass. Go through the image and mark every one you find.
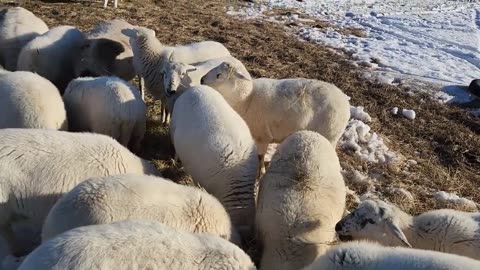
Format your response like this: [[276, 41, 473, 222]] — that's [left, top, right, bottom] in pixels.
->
[[4, 0, 479, 217]]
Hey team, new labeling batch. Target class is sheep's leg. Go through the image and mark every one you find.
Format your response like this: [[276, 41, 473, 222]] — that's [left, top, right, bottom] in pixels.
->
[[255, 143, 269, 179], [103, 0, 108, 8], [138, 76, 145, 102], [114, 0, 118, 8], [160, 103, 166, 125]]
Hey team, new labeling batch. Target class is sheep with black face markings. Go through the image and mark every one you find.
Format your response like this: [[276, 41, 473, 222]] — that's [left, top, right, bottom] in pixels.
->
[[256, 131, 347, 270], [335, 199, 480, 260]]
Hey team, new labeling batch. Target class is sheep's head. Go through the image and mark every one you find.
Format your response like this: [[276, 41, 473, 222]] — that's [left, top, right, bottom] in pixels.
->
[[200, 61, 252, 105], [335, 200, 412, 248], [74, 39, 125, 78], [163, 53, 197, 97]]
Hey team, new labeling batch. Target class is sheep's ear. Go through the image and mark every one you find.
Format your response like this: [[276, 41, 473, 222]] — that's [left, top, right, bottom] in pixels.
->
[[234, 69, 249, 80], [386, 220, 412, 247], [186, 65, 197, 73], [168, 52, 175, 63], [121, 28, 138, 38]]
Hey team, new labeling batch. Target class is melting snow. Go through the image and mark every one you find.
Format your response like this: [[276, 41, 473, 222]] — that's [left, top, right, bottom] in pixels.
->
[[434, 191, 477, 210], [229, 0, 480, 103]]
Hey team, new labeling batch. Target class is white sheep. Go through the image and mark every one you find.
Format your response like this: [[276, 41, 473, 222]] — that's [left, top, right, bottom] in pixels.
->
[[256, 130, 347, 270], [171, 85, 258, 241], [19, 220, 256, 270], [0, 7, 48, 71], [41, 173, 239, 244], [335, 199, 480, 260], [302, 241, 480, 270], [162, 56, 240, 97], [0, 70, 68, 130], [103, 0, 119, 8], [0, 128, 157, 258], [74, 19, 135, 81], [200, 60, 351, 172], [122, 26, 231, 124], [63, 76, 146, 152], [17, 26, 85, 92]]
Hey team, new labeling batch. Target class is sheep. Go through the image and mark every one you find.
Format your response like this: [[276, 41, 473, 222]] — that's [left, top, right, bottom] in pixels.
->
[[200, 60, 351, 173], [74, 19, 135, 82], [103, 0, 118, 8], [335, 199, 480, 260], [122, 26, 231, 124], [41, 173, 239, 245], [17, 26, 85, 93], [0, 7, 48, 71], [0, 70, 68, 130], [171, 85, 258, 242], [0, 128, 158, 258], [162, 56, 240, 97], [63, 76, 146, 152], [20, 220, 256, 270], [256, 130, 347, 270], [302, 241, 480, 270]]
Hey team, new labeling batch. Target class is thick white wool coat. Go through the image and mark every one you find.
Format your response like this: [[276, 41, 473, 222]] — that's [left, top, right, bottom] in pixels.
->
[[0, 71, 67, 130], [303, 241, 480, 270], [0, 129, 157, 257], [123, 27, 231, 122], [63, 76, 146, 152], [0, 7, 48, 71], [17, 26, 85, 92], [256, 131, 346, 270], [74, 19, 135, 81], [42, 174, 237, 244], [171, 85, 258, 240], [201, 60, 350, 155], [20, 220, 256, 270], [335, 199, 480, 260]]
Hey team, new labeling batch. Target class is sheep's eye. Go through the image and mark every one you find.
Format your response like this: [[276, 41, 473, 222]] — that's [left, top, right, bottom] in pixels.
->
[[216, 73, 221, 79], [181, 72, 185, 78]]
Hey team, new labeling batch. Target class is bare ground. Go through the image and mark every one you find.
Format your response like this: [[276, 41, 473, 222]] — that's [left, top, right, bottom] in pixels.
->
[[4, 0, 479, 214]]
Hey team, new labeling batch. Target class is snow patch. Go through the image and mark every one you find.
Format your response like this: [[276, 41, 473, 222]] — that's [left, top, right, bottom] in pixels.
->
[[434, 191, 477, 210], [340, 118, 397, 164], [229, 0, 480, 103], [350, 106, 372, 122], [401, 109, 416, 120]]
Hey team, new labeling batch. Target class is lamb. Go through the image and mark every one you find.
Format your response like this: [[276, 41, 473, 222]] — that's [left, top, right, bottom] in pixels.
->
[[122, 26, 231, 124], [162, 56, 240, 97], [256, 130, 347, 270], [63, 76, 146, 152], [20, 220, 256, 270], [0, 128, 157, 258], [103, 0, 118, 8], [335, 199, 480, 260], [74, 19, 135, 82], [171, 85, 258, 242], [200, 60, 351, 172], [0, 7, 48, 71], [0, 70, 68, 130], [41, 174, 239, 244], [302, 241, 480, 270], [17, 26, 85, 93]]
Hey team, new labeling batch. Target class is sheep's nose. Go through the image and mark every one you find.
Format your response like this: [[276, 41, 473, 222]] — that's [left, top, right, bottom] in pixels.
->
[[200, 77, 205, 84], [335, 222, 342, 232]]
